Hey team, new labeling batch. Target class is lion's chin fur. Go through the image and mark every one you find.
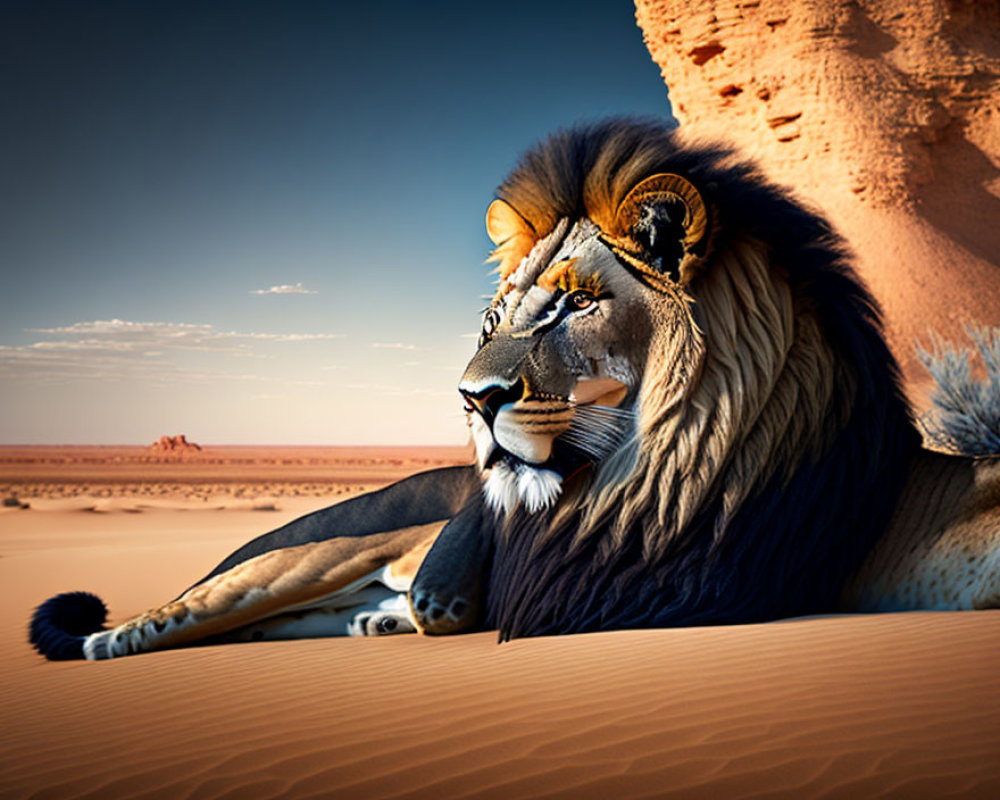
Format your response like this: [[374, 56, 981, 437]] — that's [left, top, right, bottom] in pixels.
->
[[484, 460, 563, 516]]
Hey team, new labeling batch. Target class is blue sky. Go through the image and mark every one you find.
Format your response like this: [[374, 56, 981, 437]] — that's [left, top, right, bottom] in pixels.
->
[[0, 1, 673, 444]]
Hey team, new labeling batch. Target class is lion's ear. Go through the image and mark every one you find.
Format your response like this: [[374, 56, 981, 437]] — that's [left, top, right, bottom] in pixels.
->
[[614, 173, 710, 284], [486, 199, 537, 280]]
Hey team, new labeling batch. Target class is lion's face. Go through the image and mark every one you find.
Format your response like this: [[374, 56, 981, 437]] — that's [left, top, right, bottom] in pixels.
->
[[460, 174, 709, 514]]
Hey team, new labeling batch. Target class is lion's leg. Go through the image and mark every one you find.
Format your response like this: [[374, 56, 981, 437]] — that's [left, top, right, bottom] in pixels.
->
[[81, 522, 443, 660], [409, 496, 492, 634], [211, 572, 419, 642], [187, 466, 478, 589], [31, 466, 480, 661], [843, 452, 1000, 612]]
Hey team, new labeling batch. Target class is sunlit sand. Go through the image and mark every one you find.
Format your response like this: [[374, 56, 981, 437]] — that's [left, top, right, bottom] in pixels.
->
[[2, 446, 998, 798]]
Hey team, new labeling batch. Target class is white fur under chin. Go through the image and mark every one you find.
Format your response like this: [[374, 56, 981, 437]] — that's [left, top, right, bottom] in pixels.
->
[[484, 460, 563, 516], [484, 461, 519, 515]]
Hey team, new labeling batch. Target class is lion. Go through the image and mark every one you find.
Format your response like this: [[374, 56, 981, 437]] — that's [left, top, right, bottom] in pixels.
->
[[30, 118, 1000, 660]]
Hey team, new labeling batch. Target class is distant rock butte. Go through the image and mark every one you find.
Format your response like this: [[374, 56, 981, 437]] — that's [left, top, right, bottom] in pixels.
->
[[635, 0, 1000, 409], [149, 435, 202, 455]]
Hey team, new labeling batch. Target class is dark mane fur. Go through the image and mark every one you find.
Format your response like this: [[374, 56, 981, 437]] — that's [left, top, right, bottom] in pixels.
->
[[484, 118, 921, 640]]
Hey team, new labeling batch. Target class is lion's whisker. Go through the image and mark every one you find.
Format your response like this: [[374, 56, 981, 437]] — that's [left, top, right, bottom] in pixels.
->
[[560, 404, 634, 461]]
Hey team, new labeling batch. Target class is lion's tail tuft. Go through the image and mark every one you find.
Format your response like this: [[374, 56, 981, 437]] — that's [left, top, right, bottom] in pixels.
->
[[29, 592, 107, 661]]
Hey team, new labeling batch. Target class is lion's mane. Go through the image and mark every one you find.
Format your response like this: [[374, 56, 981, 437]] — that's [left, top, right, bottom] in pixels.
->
[[483, 119, 921, 640]]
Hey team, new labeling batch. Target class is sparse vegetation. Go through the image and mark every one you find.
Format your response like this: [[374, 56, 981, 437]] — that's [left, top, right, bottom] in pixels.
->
[[918, 326, 1000, 456]]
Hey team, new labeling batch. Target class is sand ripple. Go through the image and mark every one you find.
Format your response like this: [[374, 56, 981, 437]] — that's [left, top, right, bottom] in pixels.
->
[[1, 613, 998, 799], [1, 463, 997, 799]]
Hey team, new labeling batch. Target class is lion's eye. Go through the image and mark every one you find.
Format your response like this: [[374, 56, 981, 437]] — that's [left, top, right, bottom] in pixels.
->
[[568, 290, 595, 310], [479, 307, 501, 347]]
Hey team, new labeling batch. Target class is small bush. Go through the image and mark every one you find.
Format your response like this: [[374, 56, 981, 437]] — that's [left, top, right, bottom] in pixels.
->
[[918, 325, 1000, 456]]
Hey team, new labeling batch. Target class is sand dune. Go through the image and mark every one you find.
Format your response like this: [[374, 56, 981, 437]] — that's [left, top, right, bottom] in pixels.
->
[[2, 449, 998, 798]]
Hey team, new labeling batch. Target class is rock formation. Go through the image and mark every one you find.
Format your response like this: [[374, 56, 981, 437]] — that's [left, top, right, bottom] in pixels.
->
[[149, 434, 202, 455], [635, 0, 1000, 407]]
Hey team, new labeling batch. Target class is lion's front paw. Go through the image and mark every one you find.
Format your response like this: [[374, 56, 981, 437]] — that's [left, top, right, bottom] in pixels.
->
[[409, 589, 473, 635]]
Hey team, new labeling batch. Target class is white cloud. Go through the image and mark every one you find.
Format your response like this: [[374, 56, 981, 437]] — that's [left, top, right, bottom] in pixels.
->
[[30, 319, 211, 336], [250, 282, 317, 295], [26, 319, 341, 350], [371, 342, 418, 351], [246, 333, 341, 341], [2, 319, 342, 384]]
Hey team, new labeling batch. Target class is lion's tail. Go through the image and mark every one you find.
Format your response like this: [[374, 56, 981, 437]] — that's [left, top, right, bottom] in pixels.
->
[[29, 592, 108, 661]]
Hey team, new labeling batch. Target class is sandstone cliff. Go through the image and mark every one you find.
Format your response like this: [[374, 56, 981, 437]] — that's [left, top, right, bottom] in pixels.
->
[[149, 434, 202, 455], [635, 0, 1000, 406]]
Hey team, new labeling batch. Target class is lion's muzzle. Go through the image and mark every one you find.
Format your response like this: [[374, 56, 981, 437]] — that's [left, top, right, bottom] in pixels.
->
[[461, 377, 574, 465]]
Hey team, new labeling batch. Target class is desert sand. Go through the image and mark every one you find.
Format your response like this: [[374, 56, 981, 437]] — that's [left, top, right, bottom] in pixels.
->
[[1, 447, 998, 799]]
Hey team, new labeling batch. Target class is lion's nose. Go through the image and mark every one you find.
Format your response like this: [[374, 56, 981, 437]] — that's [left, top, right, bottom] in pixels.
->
[[459, 378, 525, 428]]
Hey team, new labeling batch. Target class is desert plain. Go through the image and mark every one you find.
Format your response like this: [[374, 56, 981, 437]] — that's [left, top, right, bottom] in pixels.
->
[[1, 444, 998, 799]]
